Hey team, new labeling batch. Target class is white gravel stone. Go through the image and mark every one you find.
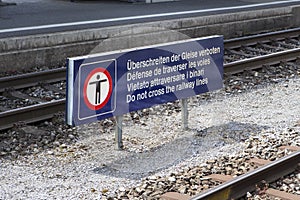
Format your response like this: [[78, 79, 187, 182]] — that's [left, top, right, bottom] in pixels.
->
[[0, 78, 299, 199]]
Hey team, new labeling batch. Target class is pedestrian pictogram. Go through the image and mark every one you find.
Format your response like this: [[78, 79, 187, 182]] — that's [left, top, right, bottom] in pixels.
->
[[83, 68, 113, 110], [89, 74, 107, 104]]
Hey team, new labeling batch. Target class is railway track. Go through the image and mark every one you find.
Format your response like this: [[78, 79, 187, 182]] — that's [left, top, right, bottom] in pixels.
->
[[161, 146, 300, 200], [0, 28, 300, 130]]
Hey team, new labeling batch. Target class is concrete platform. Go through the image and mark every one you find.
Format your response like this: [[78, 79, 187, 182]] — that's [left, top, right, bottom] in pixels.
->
[[1, 0, 300, 37]]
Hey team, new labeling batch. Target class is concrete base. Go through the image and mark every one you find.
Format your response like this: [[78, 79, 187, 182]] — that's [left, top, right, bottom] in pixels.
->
[[292, 6, 300, 27]]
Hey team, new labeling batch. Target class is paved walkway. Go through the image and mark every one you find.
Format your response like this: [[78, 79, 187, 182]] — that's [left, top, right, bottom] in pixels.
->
[[0, 0, 300, 36]]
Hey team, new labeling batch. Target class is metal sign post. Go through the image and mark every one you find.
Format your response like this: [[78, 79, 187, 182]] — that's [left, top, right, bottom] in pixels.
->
[[115, 115, 124, 150], [181, 98, 188, 130]]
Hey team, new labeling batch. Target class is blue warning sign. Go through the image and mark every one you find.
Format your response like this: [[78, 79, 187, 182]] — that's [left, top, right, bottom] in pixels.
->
[[66, 36, 223, 126]]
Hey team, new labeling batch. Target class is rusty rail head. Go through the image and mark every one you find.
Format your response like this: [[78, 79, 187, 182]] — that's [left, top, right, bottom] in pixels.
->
[[224, 48, 300, 74], [191, 150, 300, 200], [0, 67, 66, 92], [0, 99, 66, 130], [224, 27, 300, 49]]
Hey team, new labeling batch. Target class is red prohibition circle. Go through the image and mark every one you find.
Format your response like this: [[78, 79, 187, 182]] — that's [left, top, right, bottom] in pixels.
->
[[83, 68, 113, 111]]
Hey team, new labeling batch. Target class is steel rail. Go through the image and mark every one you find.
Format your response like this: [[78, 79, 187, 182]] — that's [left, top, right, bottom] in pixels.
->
[[191, 150, 300, 200], [0, 99, 65, 130], [224, 48, 300, 74], [1, 28, 299, 92], [0, 67, 66, 92], [224, 27, 300, 49], [0, 36, 299, 130]]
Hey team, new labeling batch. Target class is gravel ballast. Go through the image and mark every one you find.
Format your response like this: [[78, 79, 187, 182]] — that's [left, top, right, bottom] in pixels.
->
[[0, 74, 299, 199]]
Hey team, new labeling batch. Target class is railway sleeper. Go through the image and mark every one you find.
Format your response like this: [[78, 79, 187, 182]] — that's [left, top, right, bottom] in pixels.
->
[[287, 38, 300, 46], [226, 49, 253, 59], [261, 43, 286, 52], [39, 82, 65, 95], [243, 46, 269, 55], [266, 188, 300, 200], [277, 41, 298, 49], [2, 89, 46, 103], [256, 43, 279, 53]]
